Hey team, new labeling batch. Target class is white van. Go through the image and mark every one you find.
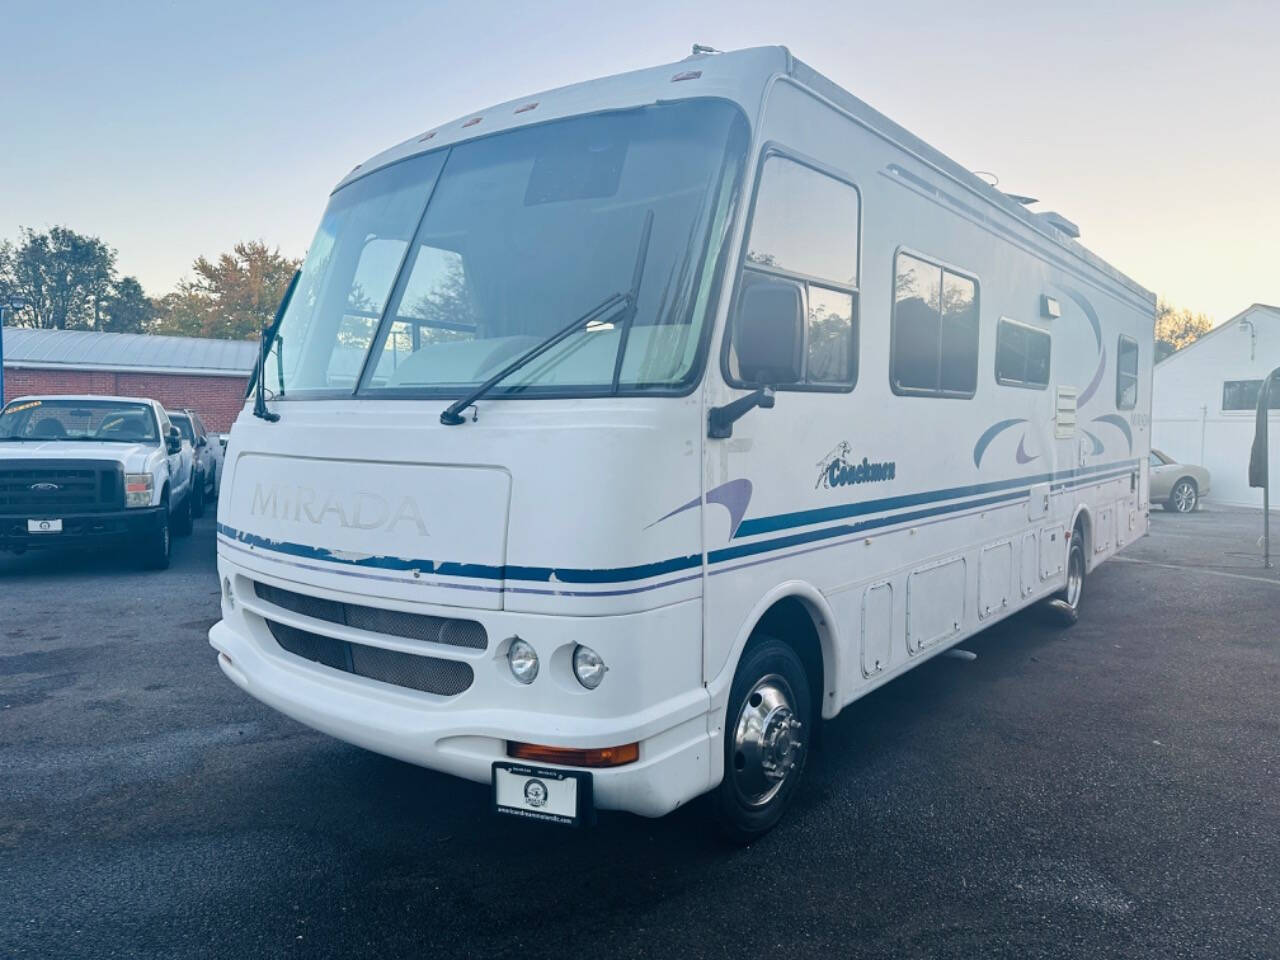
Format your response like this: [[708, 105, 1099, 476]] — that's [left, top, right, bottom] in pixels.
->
[[210, 46, 1155, 838]]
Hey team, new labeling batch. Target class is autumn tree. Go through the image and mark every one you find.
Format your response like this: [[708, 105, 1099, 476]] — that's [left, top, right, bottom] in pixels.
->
[[153, 241, 301, 339], [1155, 298, 1212, 362]]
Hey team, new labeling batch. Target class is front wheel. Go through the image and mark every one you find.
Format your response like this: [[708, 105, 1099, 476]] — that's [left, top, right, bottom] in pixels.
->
[[1168, 479, 1198, 514], [140, 504, 172, 570], [711, 635, 812, 843]]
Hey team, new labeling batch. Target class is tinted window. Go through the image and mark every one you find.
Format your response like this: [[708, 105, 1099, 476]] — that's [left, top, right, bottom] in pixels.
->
[[168, 414, 194, 443], [1116, 335, 1139, 410], [1223, 377, 1280, 411], [996, 318, 1052, 388], [892, 252, 979, 397], [746, 156, 860, 285], [729, 155, 859, 390]]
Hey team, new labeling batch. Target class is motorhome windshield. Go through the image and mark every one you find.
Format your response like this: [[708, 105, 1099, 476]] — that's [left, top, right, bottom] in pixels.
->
[[265, 99, 748, 399]]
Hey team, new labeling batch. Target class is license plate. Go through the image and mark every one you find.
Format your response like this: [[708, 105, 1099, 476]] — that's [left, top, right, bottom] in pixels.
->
[[492, 762, 593, 827], [28, 519, 63, 534]]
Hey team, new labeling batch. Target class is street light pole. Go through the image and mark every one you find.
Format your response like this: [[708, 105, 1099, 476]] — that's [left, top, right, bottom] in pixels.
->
[[0, 304, 7, 405], [0, 298, 26, 405]]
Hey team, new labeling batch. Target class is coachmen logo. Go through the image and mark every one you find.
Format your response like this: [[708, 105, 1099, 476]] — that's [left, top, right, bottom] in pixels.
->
[[250, 483, 428, 536], [30, 482, 61, 492], [815, 441, 896, 490]]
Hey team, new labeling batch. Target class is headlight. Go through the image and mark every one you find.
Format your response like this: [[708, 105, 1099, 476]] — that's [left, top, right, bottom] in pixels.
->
[[573, 644, 607, 690], [507, 638, 539, 684], [125, 473, 154, 508]]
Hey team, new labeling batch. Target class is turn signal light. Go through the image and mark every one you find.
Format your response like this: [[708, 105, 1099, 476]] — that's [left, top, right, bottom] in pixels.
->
[[507, 740, 639, 768]]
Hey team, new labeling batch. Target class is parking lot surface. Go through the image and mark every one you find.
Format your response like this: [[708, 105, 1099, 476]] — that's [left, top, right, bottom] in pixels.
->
[[1, 507, 1277, 959]]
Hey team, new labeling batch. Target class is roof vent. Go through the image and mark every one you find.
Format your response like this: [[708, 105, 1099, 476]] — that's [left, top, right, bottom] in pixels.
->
[[1038, 211, 1080, 239]]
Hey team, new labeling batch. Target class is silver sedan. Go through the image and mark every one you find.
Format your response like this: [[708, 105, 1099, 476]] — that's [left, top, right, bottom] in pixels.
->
[[1149, 449, 1212, 513]]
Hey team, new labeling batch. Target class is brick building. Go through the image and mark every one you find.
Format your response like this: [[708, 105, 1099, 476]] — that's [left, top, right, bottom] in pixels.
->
[[1, 327, 256, 432]]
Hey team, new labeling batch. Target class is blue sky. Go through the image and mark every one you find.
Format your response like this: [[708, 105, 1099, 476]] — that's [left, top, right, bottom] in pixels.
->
[[2, 0, 1277, 322]]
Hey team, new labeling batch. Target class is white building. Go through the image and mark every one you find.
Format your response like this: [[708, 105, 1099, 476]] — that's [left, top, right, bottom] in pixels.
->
[[1152, 303, 1280, 509]]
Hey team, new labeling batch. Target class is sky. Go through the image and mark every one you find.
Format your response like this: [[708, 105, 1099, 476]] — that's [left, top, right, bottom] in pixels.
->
[[2, 0, 1277, 324]]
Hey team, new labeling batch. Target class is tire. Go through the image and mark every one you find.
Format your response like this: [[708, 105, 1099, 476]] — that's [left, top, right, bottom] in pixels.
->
[[1167, 478, 1198, 514], [1047, 531, 1086, 626], [190, 473, 205, 519], [141, 500, 172, 570], [710, 635, 812, 843], [173, 488, 194, 537]]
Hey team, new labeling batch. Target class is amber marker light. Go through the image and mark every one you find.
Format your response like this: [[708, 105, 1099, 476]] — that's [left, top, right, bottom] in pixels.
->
[[507, 741, 639, 768]]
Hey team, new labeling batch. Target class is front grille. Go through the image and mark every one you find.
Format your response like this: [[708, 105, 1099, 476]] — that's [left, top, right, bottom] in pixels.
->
[[265, 620, 474, 696], [252, 581, 487, 651], [0, 460, 124, 515]]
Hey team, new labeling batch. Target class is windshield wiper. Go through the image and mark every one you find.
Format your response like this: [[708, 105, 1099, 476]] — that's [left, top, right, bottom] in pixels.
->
[[253, 269, 301, 422], [440, 210, 655, 426]]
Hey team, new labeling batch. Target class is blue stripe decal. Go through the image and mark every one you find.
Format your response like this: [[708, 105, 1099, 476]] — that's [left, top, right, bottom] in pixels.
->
[[216, 522, 700, 584], [734, 459, 1139, 539], [218, 458, 1138, 587]]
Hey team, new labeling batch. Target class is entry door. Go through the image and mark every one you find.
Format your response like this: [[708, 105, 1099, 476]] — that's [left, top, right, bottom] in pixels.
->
[[701, 86, 867, 687]]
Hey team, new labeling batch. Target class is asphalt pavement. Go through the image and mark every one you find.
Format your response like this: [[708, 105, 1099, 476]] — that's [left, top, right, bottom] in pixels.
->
[[1, 506, 1277, 959]]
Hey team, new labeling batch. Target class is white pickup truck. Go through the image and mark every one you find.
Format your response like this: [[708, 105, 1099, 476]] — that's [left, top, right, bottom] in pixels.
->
[[0, 395, 195, 569]]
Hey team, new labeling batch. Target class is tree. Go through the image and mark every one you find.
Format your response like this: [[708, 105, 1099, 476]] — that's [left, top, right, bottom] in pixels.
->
[[100, 276, 156, 333], [153, 241, 300, 339], [0, 226, 117, 329], [1155, 298, 1212, 362]]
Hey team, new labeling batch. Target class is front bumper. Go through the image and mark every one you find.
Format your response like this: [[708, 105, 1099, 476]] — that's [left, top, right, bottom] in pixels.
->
[[0, 505, 165, 551], [209, 562, 716, 818]]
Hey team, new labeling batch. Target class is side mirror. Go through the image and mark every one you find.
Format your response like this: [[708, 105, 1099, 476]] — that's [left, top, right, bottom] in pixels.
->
[[196, 436, 207, 448], [732, 278, 804, 387], [166, 426, 181, 455]]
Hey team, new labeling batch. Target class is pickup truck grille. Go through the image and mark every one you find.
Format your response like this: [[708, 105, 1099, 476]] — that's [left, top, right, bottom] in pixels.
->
[[0, 460, 124, 515]]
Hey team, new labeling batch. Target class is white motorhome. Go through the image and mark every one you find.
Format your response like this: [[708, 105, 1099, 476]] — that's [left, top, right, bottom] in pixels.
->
[[210, 46, 1155, 838]]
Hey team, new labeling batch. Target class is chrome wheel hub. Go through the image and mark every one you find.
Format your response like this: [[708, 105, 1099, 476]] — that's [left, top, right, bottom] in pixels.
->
[[1066, 548, 1083, 609], [1173, 483, 1195, 512], [731, 674, 804, 806]]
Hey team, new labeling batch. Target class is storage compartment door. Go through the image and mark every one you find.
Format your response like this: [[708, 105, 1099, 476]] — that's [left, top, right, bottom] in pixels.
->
[[907, 556, 966, 653]]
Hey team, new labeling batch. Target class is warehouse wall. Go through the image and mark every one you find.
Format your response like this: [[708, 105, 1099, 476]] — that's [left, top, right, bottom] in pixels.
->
[[1152, 305, 1280, 509], [2, 368, 249, 432]]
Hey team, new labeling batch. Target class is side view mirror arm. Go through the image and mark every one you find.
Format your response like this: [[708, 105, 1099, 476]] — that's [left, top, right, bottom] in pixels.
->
[[708, 387, 776, 440]]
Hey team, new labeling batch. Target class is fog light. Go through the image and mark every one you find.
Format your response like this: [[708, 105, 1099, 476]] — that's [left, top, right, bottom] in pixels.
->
[[507, 638, 539, 684], [572, 644, 607, 689]]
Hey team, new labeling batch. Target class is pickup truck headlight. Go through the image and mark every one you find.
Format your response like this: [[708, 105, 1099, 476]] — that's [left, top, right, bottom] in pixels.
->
[[125, 474, 154, 508]]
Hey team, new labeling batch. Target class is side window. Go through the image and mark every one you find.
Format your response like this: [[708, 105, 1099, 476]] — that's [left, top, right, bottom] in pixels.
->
[[995, 318, 1052, 389], [1116, 335, 1139, 410], [156, 409, 172, 442], [891, 252, 980, 397], [1222, 378, 1280, 411], [728, 154, 860, 390], [1149, 452, 1164, 468]]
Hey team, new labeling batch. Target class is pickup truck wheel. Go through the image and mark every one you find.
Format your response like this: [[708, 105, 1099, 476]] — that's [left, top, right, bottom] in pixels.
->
[[173, 489, 194, 537], [141, 504, 172, 570], [190, 474, 205, 519]]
